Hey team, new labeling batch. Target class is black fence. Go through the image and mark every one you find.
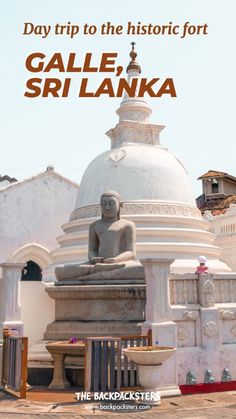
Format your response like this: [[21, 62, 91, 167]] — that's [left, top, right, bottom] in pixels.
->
[[84, 331, 152, 392]]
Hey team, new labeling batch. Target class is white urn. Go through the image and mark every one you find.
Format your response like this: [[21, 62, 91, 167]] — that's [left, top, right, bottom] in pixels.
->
[[123, 346, 176, 405]]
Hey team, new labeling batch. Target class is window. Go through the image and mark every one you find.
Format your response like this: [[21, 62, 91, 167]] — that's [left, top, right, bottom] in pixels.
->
[[212, 180, 219, 193], [21, 260, 42, 281]]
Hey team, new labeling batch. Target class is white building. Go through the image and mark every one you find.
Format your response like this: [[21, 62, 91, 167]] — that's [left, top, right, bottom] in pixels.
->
[[0, 167, 79, 346]]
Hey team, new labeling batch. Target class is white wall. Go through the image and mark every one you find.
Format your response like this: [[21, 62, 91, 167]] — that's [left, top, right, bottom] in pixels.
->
[[0, 170, 79, 345], [205, 205, 236, 271], [20, 282, 55, 347], [0, 171, 79, 263]]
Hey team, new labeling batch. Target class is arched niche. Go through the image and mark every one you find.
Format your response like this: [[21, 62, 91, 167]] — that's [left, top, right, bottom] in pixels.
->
[[7, 243, 54, 347], [8, 243, 51, 270]]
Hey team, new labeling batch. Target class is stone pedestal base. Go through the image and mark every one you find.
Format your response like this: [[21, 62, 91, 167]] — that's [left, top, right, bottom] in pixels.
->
[[48, 353, 70, 390], [45, 283, 146, 339], [45, 320, 142, 340], [158, 386, 181, 397]]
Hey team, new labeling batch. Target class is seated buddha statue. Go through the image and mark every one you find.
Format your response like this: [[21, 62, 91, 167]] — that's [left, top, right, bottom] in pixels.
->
[[55, 191, 144, 282]]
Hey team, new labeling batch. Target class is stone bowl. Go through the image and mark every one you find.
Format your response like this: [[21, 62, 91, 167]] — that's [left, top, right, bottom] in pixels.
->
[[123, 346, 176, 365]]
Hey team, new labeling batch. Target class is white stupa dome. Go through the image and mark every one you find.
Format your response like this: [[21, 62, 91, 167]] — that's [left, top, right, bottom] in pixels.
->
[[74, 144, 195, 209], [46, 45, 230, 278]]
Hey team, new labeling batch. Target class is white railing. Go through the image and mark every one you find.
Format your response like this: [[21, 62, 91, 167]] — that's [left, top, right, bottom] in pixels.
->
[[169, 273, 236, 305]]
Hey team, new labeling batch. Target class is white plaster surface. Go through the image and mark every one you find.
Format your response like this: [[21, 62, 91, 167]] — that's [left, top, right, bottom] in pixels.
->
[[21, 282, 55, 347], [0, 171, 79, 263], [204, 204, 236, 271], [143, 320, 179, 389], [143, 260, 236, 386], [75, 144, 195, 208], [142, 259, 172, 322], [0, 263, 24, 335], [0, 170, 79, 345]]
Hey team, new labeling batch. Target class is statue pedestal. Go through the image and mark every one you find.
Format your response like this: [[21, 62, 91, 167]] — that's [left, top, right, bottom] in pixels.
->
[[44, 283, 146, 339]]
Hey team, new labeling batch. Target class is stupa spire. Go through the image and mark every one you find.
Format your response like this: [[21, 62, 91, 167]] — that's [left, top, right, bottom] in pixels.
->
[[106, 44, 165, 149], [126, 42, 141, 74], [116, 43, 152, 124]]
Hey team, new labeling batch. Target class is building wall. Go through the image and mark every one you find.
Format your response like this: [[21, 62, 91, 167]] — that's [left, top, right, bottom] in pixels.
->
[[21, 282, 55, 347], [203, 178, 223, 196], [0, 171, 79, 345], [0, 172, 79, 262], [203, 178, 236, 197], [222, 179, 236, 195], [204, 205, 236, 271]]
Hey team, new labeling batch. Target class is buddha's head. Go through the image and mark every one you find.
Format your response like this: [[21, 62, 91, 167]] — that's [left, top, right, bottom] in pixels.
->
[[100, 191, 122, 220]]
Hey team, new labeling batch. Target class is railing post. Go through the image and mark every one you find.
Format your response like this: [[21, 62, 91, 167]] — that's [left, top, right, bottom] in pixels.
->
[[20, 337, 28, 398]]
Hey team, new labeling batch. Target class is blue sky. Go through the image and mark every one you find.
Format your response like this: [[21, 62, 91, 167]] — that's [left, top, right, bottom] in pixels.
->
[[1, 0, 236, 197]]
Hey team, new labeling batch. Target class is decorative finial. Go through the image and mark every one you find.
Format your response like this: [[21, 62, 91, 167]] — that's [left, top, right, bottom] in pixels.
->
[[130, 42, 136, 58], [126, 42, 141, 74]]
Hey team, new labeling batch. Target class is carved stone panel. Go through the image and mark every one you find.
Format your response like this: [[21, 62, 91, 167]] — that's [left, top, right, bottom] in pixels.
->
[[184, 311, 199, 321], [220, 310, 236, 320], [221, 320, 236, 344], [231, 325, 236, 337], [70, 202, 202, 220], [178, 327, 188, 341], [199, 275, 215, 308], [203, 321, 218, 337], [177, 321, 196, 348]]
